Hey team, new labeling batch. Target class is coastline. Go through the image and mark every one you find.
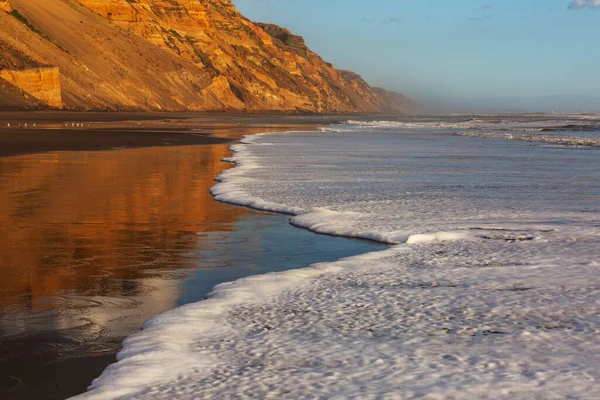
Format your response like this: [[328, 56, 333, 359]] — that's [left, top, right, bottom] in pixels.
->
[[74, 128, 396, 400], [0, 114, 386, 400], [76, 117, 600, 399], [0, 111, 374, 157]]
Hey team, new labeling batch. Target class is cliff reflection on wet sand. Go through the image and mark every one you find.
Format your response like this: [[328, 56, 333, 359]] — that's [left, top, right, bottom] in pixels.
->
[[0, 142, 249, 339], [0, 116, 324, 398]]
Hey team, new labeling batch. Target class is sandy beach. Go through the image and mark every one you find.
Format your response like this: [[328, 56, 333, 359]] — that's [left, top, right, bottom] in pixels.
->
[[0, 127, 233, 157], [0, 111, 361, 157]]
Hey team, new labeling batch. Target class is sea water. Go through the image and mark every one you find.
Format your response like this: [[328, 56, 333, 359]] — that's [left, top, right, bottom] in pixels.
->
[[77, 114, 600, 399]]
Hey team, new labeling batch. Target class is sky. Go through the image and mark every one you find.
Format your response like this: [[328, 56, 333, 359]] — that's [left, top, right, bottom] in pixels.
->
[[232, 0, 600, 111]]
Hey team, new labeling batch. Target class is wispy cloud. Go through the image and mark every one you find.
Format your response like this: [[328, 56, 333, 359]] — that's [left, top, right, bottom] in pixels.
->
[[360, 16, 402, 25], [474, 4, 494, 11], [468, 15, 492, 22], [568, 0, 600, 9], [468, 3, 493, 22], [385, 17, 402, 25]]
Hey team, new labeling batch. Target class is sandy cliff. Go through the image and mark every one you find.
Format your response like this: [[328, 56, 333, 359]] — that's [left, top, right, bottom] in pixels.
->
[[0, 66, 62, 107], [0, 0, 420, 113]]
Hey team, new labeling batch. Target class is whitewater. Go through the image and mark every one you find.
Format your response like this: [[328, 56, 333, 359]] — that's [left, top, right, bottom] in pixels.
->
[[75, 115, 600, 399]]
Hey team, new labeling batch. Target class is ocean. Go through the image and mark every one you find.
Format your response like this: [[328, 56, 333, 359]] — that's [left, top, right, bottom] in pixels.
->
[[77, 114, 600, 399]]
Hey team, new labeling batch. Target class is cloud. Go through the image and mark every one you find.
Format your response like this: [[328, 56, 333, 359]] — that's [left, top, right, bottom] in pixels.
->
[[474, 4, 494, 11], [385, 17, 402, 24], [360, 16, 402, 25], [568, 0, 600, 9], [468, 15, 492, 22], [469, 4, 493, 21]]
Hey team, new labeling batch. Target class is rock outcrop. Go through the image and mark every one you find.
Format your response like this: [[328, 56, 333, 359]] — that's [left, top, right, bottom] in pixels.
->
[[0, 76, 49, 110], [0, 66, 62, 107], [0, 1, 10, 13], [0, 0, 420, 113]]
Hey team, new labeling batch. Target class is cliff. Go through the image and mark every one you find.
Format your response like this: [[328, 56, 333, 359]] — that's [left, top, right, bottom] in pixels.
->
[[0, 0, 420, 113], [371, 87, 423, 115], [0, 76, 49, 110], [0, 66, 62, 107], [0, 1, 10, 12]]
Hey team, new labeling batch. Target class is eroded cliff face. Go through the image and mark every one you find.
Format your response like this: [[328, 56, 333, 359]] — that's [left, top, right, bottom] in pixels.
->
[[0, 0, 420, 113], [0, 66, 62, 107]]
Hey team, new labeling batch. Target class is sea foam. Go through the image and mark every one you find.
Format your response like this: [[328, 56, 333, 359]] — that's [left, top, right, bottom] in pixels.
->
[[76, 116, 600, 399]]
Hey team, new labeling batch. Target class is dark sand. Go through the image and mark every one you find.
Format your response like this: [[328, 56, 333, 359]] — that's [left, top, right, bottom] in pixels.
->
[[0, 112, 228, 157], [0, 111, 357, 157], [0, 110, 357, 125], [0, 128, 232, 157], [0, 335, 118, 399]]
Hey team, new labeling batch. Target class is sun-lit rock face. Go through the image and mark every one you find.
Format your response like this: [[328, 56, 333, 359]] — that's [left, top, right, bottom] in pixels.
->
[[0, 1, 11, 12], [78, 0, 365, 111], [0, 0, 419, 112], [0, 67, 62, 107]]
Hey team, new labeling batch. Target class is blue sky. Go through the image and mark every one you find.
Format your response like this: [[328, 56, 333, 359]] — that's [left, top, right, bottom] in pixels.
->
[[233, 0, 600, 111]]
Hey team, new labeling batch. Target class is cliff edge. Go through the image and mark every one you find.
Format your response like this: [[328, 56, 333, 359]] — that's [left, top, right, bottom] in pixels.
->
[[0, 0, 420, 113]]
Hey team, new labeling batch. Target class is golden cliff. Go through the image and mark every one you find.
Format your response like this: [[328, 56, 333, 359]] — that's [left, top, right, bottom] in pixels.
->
[[0, 66, 62, 107], [0, 0, 421, 113], [0, 1, 11, 12]]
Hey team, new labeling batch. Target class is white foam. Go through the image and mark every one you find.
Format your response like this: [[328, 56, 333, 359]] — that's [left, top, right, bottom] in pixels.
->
[[458, 131, 600, 147], [405, 231, 473, 244], [211, 134, 303, 215], [76, 117, 600, 399], [320, 116, 599, 134], [75, 232, 600, 399], [74, 255, 349, 399], [213, 134, 476, 245]]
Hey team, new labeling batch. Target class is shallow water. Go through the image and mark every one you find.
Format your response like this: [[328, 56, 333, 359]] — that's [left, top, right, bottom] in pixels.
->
[[86, 114, 600, 399], [0, 142, 383, 400]]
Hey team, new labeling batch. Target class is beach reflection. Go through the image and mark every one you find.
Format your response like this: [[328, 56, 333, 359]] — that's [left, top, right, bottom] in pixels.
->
[[0, 143, 249, 340], [0, 124, 385, 399]]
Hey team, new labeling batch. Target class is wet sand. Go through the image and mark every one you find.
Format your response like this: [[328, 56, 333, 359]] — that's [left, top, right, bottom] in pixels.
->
[[0, 113, 384, 399], [0, 128, 233, 157], [0, 111, 362, 157], [0, 111, 357, 157]]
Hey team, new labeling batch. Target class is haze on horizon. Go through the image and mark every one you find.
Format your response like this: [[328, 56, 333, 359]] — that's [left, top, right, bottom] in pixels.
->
[[234, 0, 600, 112]]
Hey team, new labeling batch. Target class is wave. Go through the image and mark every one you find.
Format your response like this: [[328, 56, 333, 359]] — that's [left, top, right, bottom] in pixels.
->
[[213, 135, 472, 245], [540, 124, 600, 132], [321, 116, 600, 134], [458, 131, 600, 148]]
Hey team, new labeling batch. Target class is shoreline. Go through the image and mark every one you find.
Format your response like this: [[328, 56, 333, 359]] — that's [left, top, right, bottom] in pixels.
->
[[75, 127, 395, 399], [211, 133, 400, 244], [0, 111, 366, 157], [0, 115, 386, 400], [76, 116, 600, 399]]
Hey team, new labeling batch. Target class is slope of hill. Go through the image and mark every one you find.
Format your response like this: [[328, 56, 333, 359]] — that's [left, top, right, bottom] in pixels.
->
[[0, 0, 420, 113]]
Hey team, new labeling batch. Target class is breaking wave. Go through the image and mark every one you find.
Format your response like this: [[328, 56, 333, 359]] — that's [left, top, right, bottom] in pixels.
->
[[458, 131, 600, 148], [321, 115, 600, 134]]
